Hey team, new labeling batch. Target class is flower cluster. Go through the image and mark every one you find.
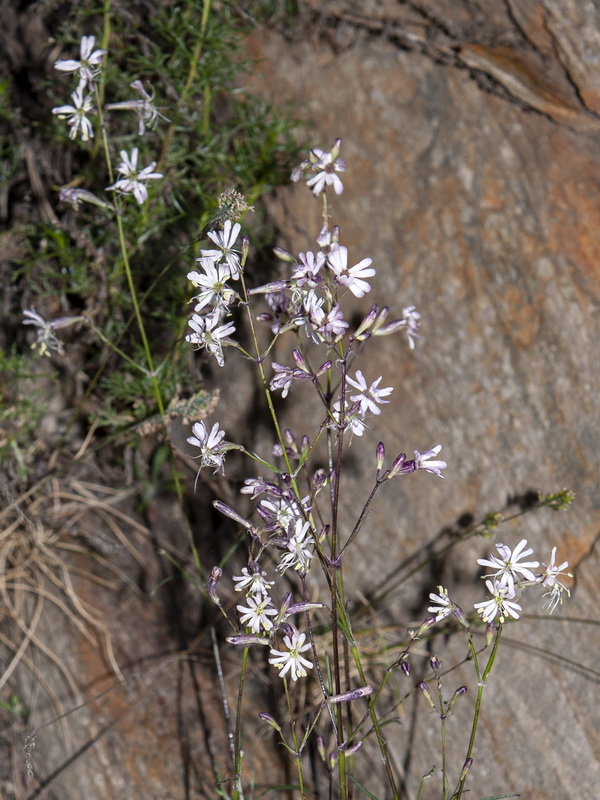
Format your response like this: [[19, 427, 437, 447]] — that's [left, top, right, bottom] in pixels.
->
[[52, 36, 163, 205], [429, 538, 572, 626], [184, 220, 242, 366], [183, 141, 452, 687]]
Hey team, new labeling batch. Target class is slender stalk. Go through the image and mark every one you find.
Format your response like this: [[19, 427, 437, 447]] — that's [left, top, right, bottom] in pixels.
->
[[283, 678, 306, 799], [232, 647, 249, 800], [451, 625, 503, 800]]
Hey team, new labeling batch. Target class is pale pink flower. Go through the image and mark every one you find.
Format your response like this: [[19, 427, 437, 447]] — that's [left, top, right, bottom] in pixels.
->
[[268, 628, 314, 680], [328, 245, 375, 298]]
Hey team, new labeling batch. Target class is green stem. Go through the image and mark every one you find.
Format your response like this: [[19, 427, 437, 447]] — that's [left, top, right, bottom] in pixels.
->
[[233, 647, 248, 800], [451, 625, 503, 800], [283, 678, 306, 799]]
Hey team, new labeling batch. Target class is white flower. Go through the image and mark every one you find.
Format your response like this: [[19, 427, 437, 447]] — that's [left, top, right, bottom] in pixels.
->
[[300, 139, 346, 196], [185, 310, 236, 367], [540, 547, 572, 613], [428, 586, 454, 621], [328, 245, 375, 298], [474, 580, 522, 623], [105, 147, 163, 204], [237, 595, 278, 633], [331, 399, 367, 438], [23, 309, 64, 355], [201, 220, 242, 278], [233, 567, 275, 598], [105, 80, 169, 135], [346, 370, 393, 417], [291, 251, 325, 290], [304, 292, 349, 342], [52, 85, 95, 142], [268, 628, 314, 681], [413, 445, 447, 478], [54, 35, 107, 88], [540, 547, 571, 589], [187, 420, 228, 475], [188, 258, 236, 313], [477, 539, 539, 594], [277, 519, 315, 574], [400, 305, 422, 350]]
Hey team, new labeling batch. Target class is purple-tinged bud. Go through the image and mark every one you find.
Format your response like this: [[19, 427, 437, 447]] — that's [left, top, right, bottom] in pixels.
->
[[276, 592, 293, 623], [331, 225, 340, 244], [284, 428, 296, 445], [418, 681, 435, 708], [207, 566, 222, 606], [259, 713, 283, 733], [429, 655, 441, 672], [248, 280, 289, 295], [241, 236, 250, 264], [273, 246, 294, 262], [226, 635, 270, 646], [327, 685, 373, 704], [388, 452, 408, 478], [318, 524, 329, 543], [416, 616, 436, 638], [213, 500, 253, 529], [292, 349, 310, 372], [459, 758, 474, 781], [328, 750, 338, 770], [373, 317, 407, 337], [316, 359, 333, 377], [401, 660, 411, 677], [312, 469, 327, 491], [486, 621, 496, 647], [287, 601, 326, 615], [452, 603, 469, 628], [354, 304, 379, 339], [339, 740, 363, 755], [316, 735, 326, 762], [376, 441, 385, 472], [279, 621, 295, 637], [281, 472, 292, 486]]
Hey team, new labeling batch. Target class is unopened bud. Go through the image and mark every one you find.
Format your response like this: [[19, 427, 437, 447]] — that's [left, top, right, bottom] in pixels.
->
[[287, 602, 326, 615], [376, 441, 385, 472], [316, 735, 326, 762], [354, 304, 379, 339], [292, 349, 310, 372], [388, 452, 407, 478], [213, 500, 253, 529], [459, 758, 474, 781], [312, 469, 327, 491], [207, 566, 222, 605], [248, 280, 289, 295], [401, 660, 411, 677], [327, 685, 373, 704], [485, 621, 496, 647], [226, 635, 270, 646], [259, 713, 282, 733], [241, 236, 250, 264], [273, 246, 294, 262], [316, 360, 333, 377], [339, 740, 363, 755], [429, 655, 440, 672], [277, 592, 293, 623], [418, 681, 435, 708], [452, 603, 469, 628], [448, 686, 467, 712], [416, 616, 436, 638]]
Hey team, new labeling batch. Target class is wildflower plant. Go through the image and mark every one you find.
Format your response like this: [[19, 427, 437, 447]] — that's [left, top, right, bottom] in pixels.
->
[[184, 138, 575, 798]]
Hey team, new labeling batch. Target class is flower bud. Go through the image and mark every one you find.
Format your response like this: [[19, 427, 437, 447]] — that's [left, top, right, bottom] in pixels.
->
[[226, 635, 270, 646], [273, 246, 295, 262], [316, 360, 333, 377], [418, 681, 435, 708], [259, 713, 282, 733], [213, 500, 253, 529], [429, 655, 440, 672], [388, 452, 407, 478], [354, 304, 379, 339], [327, 685, 373, 704], [292, 349, 310, 372], [207, 566, 222, 606], [376, 441, 385, 472], [248, 280, 289, 295], [401, 660, 411, 677]]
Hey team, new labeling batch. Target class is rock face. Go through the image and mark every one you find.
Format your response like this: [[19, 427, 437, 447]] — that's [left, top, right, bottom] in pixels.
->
[[235, 2, 600, 797], [9, 2, 600, 798]]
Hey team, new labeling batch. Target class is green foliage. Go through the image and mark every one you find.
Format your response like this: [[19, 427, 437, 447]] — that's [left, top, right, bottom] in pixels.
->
[[6, 0, 303, 446]]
